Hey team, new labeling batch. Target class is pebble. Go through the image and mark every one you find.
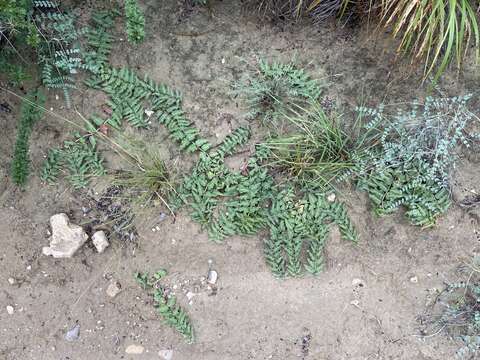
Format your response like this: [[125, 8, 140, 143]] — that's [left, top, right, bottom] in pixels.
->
[[207, 269, 218, 285], [327, 193, 336, 202], [92, 231, 109, 254], [65, 324, 80, 341], [6, 306, 14, 315], [7, 277, 15, 285], [186, 291, 195, 301], [351, 278, 365, 287], [158, 349, 173, 360], [125, 344, 144, 355], [410, 276, 418, 283], [106, 281, 122, 298], [144, 109, 154, 117]]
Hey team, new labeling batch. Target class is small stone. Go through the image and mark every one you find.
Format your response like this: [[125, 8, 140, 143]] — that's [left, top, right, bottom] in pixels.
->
[[106, 281, 122, 298], [207, 269, 218, 285], [152, 228, 156, 232], [327, 193, 336, 202], [350, 300, 360, 308], [65, 324, 80, 341], [42, 213, 88, 258], [7, 277, 15, 285], [125, 344, 144, 355], [92, 231, 109, 254], [144, 109, 154, 117], [158, 349, 173, 360], [55, 94, 59, 101], [221, 58, 226, 64], [155, 226, 161, 231], [352, 278, 365, 287], [410, 276, 418, 283], [186, 291, 195, 301], [6, 306, 14, 315]]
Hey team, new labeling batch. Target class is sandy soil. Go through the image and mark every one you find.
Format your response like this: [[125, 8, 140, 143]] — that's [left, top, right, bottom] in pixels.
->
[[1, 1, 480, 359]]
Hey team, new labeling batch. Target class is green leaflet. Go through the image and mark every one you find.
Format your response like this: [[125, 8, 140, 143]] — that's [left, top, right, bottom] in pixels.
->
[[135, 270, 194, 343]]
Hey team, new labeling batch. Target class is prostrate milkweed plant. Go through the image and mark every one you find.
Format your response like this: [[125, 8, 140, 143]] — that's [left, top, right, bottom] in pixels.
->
[[347, 95, 480, 226]]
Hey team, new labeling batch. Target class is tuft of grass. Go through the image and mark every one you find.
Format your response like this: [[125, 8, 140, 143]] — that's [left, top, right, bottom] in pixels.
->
[[380, 0, 480, 82], [259, 103, 354, 188], [11, 90, 45, 186], [113, 144, 176, 209]]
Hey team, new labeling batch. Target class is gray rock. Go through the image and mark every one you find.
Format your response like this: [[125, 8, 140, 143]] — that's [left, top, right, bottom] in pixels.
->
[[42, 214, 88, 258], [65, 324, 80, 341], [92, 231, 109, 253], [106, 281, 122, 298]]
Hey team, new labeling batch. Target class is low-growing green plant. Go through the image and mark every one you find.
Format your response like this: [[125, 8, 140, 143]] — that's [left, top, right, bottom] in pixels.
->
[[11, 90, 45, 186], [41, 135, 105, 189], [124, 0, 145, 44], [135, 269, 194, 343], [346, 95, 479, 226], [233, 59, 323, 125], [0, 50, 31, 86], [265, 188, 357, 277], [419, 256, 480, 358]]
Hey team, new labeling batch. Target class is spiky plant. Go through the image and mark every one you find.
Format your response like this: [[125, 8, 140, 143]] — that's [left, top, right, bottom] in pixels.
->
[[380, 0, 480, 81]]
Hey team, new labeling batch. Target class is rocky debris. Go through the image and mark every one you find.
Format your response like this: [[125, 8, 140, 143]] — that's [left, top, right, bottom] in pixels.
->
[[92, 231, 109, 253], [106, 281, 122, 298], [327, 193, 336, 202], [65, 324, 80, 341], [6, 305, 14, 315], [158, 349, 173, 360], [7, 277, 15, 285], [410, 276, 419, 283], [42, 214, 88, 258], [125, 344, 144, 354]]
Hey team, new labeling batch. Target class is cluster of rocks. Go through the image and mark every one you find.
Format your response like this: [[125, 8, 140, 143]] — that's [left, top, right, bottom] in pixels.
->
[[42, 213, 109, 258]]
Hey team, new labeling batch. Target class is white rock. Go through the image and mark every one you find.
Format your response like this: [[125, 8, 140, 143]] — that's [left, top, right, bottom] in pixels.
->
[[207, 269, 218, 285], [145, 109, 154, 117], [7, 277, 15, 285], [92, 231, 109, 254], [410, 276, 418, 283], [106, 281, 122, 298], [327, 193, 336, 202], [158, 349, 173, 360], [352, 278, 365, 287], [125, 344, 144, 355], [6, 305, 14, 315], [186, 291, 195, 301], [42, 214, 88, 258]]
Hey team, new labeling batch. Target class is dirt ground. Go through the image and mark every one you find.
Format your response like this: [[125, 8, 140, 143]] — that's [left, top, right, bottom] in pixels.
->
[[1, 1, 480, 359]]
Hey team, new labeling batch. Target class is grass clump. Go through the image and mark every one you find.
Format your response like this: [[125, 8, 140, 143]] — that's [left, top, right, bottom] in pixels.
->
[[233, 59, 323, 125], [135, 269, 194, 343], [259, 103, 353, 188], [124, 0, 145, 44], [11, 90, 45, 186], [348, 95, 479, 227]]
